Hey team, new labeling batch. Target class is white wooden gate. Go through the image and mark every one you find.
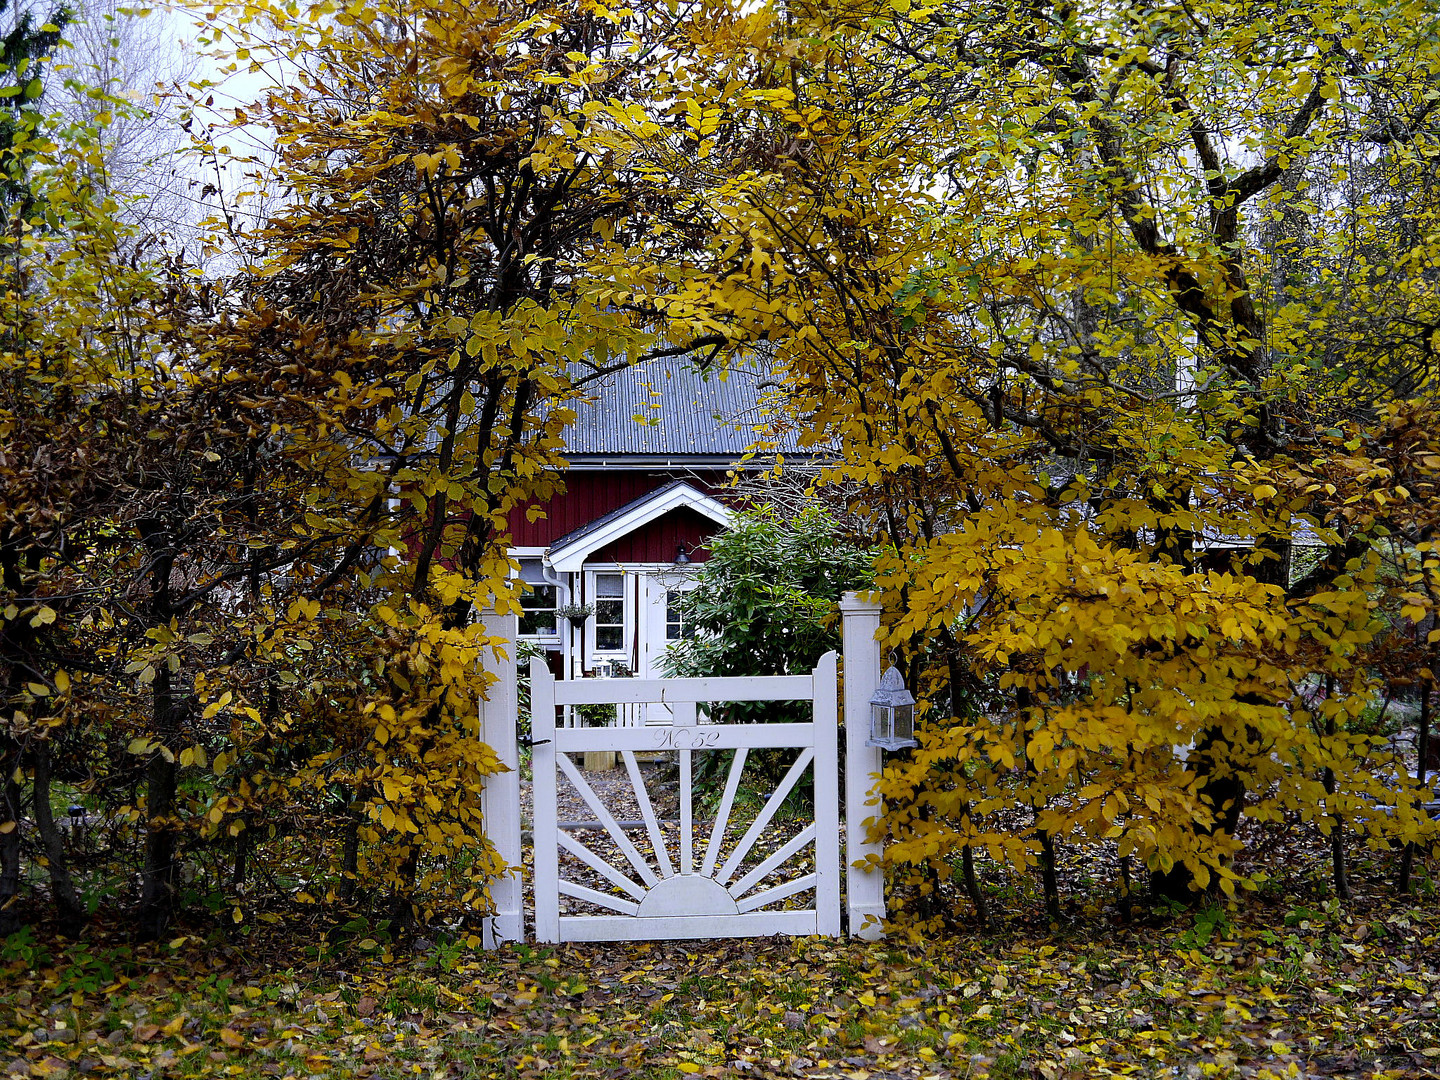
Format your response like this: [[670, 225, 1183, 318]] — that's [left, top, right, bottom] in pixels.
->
[[530, 653, 840, 942]]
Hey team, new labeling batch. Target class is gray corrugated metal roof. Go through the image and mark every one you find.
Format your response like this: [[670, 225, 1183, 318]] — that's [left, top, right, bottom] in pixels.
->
[[563, 358, 805, 458], [406, 356, 811, 461]]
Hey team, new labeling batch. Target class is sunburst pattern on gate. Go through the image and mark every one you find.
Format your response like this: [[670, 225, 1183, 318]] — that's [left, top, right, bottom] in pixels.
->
[[554, 746, 818, 919]]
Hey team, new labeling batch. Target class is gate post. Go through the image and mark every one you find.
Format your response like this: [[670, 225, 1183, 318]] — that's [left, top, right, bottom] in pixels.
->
[[840, 592, 885, 939], [478, 610, 523, 947]]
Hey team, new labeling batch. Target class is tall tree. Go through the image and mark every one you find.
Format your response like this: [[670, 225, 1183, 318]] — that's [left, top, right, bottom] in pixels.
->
[[616, 0, 1440, 916], [0, 0, 70, 213], [173, 0, 732, 927], [0, 111, 177, 935]]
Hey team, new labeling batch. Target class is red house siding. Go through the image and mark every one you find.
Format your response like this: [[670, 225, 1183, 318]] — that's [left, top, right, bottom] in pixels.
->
[[506, 470, 732, 547], [585, 507, 719, 565]]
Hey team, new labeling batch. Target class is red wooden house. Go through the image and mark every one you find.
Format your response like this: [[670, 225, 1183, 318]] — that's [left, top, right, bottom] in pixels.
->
[[507, 358, 795, 686]]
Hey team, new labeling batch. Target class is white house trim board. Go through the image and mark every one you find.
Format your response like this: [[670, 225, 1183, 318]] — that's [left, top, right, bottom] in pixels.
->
[[545, 482, 734, 573]]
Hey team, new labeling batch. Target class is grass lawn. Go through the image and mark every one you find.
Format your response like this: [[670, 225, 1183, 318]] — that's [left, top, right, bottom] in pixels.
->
[[3, 875, 1437, 1080]]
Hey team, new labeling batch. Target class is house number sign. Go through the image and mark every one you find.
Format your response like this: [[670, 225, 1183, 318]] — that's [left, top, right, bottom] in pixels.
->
[[653, 728, 721, 749]]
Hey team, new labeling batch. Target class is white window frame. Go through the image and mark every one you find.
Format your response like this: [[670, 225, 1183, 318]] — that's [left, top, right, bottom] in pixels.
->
[[664, 582, 698, 642], [585, 567, 632, 664]]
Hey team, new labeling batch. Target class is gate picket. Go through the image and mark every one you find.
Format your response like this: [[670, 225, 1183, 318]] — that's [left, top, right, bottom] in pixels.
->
[[530, 658, 559, 944]]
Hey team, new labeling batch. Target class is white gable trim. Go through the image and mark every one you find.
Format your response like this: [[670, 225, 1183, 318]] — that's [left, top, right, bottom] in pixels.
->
[[546, 482, 733, 573]]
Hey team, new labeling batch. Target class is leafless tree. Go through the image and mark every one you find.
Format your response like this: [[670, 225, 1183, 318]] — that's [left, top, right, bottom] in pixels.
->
[[53, 2, 202, 248]]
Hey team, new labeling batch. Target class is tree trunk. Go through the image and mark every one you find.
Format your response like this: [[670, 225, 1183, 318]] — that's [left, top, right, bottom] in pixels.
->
[[1321, 685, 1351, 901], [138, 665, 180, 939], [1, 544, 33, 935], [231, 820, 249, 888], [391, 843, 419, 929], [1119, 854, 1134, 923], [1323, 767, 1352, 901], [31, 740, 86, 933], [1328, 814, 1351, 900], [1018, 687, 1063, 925], [1154, 538, 1294, 902], [1151, 726, 1247, 903], [339, 797, 361, 903], [940, 645, 990, 928], [0, 738, 23, 935], [960, 837, 990, 929], [1399, 680, 1432, 893], [1039, 831, 1062, 926], [1425, 684, 1437, 775]]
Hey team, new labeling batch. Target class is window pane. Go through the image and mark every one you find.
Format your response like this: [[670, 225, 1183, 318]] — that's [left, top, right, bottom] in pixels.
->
[[519, 582, 557, 636], [595, 573, 623, 598], [596, 626, 623, 650], [595, 598, 623, 624], [521, 585, 556, 609], [666, 590, 689, 640], [520, 612, 555, 636]]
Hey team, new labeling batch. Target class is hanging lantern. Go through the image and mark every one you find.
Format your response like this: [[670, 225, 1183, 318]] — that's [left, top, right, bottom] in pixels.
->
[[868, 666, 917, 750]]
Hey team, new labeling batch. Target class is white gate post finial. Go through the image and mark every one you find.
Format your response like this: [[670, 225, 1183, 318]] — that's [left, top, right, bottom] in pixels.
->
[[840, 591, 886, 940], [478, 610, 523, 948]]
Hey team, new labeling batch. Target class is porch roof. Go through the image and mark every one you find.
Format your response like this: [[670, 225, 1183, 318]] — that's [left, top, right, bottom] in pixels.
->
[[545, 480, 733, 573]]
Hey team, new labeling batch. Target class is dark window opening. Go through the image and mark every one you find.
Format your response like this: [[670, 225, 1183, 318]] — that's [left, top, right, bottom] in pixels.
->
[[518, 559, 558, 636], [519, 584, 557, 636]]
